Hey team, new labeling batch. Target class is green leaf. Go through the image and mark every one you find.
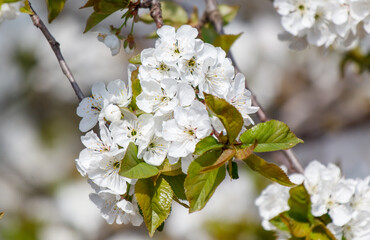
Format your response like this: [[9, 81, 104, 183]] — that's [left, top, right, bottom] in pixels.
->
[[129, 68, 142, 111], [129, 53, 141, 64], [201, 24, 219, 44], [135, 177, 173, 237], [119, 142, 159, 179], [310, 222, 337, 240], [218, 4, 240, 25], [279, 212, 311, 238], [288, 185, 314, 223], [20, 0, 33, 14], [158, 159, 182, 176], [163, 174, 187, 200], [194, 136, 224, 156], [243, 154, 296, 187], [235, 141, 257, 160], [84, 11, 111, 33], [80, 0, 95, 9], [204, 93, 243, 143], [185, 150, 226, 212], [200, 149, 235, 173], [214, 33, 241, 53], [46, 0, 66, 23], [270, 214, 290, 232], [227, 161, 239, 179], [94, 0, 129, 14], [240, 120, 303, 152]]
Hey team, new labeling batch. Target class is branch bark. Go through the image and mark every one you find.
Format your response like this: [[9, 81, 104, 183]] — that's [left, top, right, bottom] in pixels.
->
[[139, 0, 164, 28], [28, 2, 84, 102], [204, 0, 304, 173]]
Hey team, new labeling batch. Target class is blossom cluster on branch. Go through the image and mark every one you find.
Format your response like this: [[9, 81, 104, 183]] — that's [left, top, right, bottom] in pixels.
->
[[256, 160, 370, 240], [75, 25, 259, 226], [274, 0, 370, 50]]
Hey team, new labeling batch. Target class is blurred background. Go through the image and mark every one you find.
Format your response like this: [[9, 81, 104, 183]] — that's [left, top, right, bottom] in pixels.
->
[[0, 0, 369, 239]]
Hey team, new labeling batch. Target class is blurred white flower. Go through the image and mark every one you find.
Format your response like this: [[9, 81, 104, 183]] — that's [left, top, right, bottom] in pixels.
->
[[0, 2, 21, 23], [96, 28, 121, 56]]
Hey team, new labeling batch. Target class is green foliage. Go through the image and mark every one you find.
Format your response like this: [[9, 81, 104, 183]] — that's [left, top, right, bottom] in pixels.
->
[[340, 49, 370, 75], [240, 120, 303, 152], [185, 150, 226, 212], [163, 174, 187, 200], [129, 53, 141, 64], [135, 177, 173, 237], [271, 185, 336, 239], [201, 24, 219, 44], [119, 142, 159, 179], [204, 93, 243, 143], [201, 149, 235, 173], [20, 0, 33, 14], [194, 136, 224, 156], [214, 33, 241, 53], [82, 0, 130, 32], [46, 0, 66, 23], [158, 159, 182, 176], [218, 4, 239, 25], [140, 1, 188, 28], [227, 161, 239, 179], [243, 154, 295, 187], [129, 68, 142, 111]]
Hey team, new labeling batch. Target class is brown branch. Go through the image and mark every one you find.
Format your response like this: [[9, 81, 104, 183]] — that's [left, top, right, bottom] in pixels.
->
[[139, 0, 163, 28], [28, 2, 84, 102], [204, 0, 304, 174]]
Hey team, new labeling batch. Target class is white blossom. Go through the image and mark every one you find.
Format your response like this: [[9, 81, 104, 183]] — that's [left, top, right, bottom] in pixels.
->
[[138, 135, 169, 166], [96, 27, 121, 56], [162, 101, 212, 159], [89, 190, 143, 226], [0, 2, 21, 23]]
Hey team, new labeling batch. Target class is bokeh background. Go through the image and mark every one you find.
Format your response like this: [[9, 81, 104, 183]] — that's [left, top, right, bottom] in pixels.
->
[[0, 0, 369, 239]]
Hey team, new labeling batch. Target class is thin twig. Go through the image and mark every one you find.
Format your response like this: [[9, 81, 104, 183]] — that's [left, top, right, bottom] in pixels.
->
[[204, 0, 304, 173], [28, 2, 84, 102], [139, 0, 163, 28]]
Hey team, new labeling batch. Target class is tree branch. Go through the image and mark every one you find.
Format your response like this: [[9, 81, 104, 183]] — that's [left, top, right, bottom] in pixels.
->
[[204, 0, 304, 173], [28, 2, 84, 102], [139, 0, 164, 29]]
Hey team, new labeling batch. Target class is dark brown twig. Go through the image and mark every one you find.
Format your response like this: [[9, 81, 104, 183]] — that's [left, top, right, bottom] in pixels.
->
[[139, 0, 164, 28], [204, 0, 304, 173], [28, 2, 84, 102]]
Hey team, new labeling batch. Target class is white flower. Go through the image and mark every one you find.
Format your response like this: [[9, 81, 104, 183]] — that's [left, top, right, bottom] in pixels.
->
[[102, 104, 122, 122], [274, 0, 316, 35], [96, 28, 121, 56], [198, 47, 234, 99], [226, 73, 259, 125], [89, 190, 143, 226], [136, 78, 179, 116], [77, 82, 111, 132], [139, 48, 179, 82], [255, 183, 290, 231], [138, 135, 169, 166], [155, 25, 200, 64], [0, 2, 21, 23], [328, 212, 370, 240], [350, 177, 370, 213], [162, 100, 212, 158], [110, 114, 155, 151], [106, 78, 132, 108], [76, 125, 121, 176]]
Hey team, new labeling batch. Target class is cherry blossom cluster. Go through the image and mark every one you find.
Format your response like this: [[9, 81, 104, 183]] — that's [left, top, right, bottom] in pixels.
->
[[75, 25, 258, 225], [274, 0, 370, 50], [0, 2, 21, 23], [256, 160, 370, 239]]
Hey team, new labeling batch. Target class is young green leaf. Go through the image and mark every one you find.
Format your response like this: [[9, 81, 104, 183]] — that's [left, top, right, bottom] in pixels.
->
[[135, 177, 173, 237], [185, 150, 226, 212], [20, 0, 33, 14], [243, 154, 296, 187], [214, 33, 242, 53], [279, 212, 311, 238], [194, 136, 224, 156], [287, 185, 314, 223], [46, 0, 66, 23], [204, 93, 243, 143], [227, 161, 239, 179], [129, 53, 141, 64], [201, 24, 219, 44], [218, 4, 240, 25], [310, 221, 337, 240], [84, 11, 111, 33], [158, 159, 182, 176], [200, 148, 235, 173], [119, 142, 159, 179], [95, 0, 130, 14], [240, 120, 303, 152], [235, 141, 257, 160], [129, 68, 142, 111], [163, 174, 187, 200]]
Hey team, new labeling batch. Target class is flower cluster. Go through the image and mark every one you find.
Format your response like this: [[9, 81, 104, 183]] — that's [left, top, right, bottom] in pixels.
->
[[76, 25, 258, 226], [274, 0, 370, 50], [256, 160, 370, 239], [0, 2, 21, 23]]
